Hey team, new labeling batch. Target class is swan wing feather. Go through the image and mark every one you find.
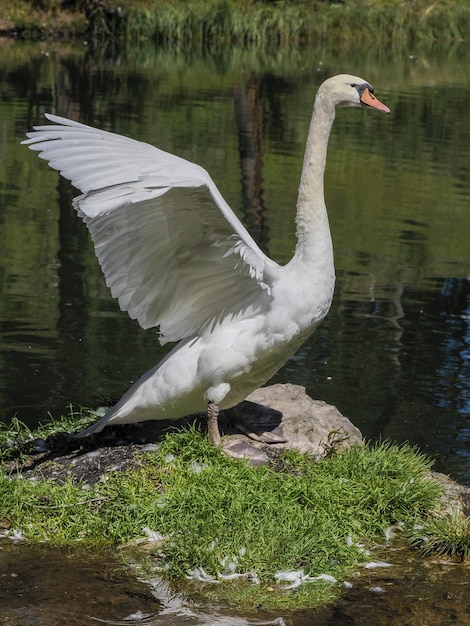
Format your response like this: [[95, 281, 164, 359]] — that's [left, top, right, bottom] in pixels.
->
[[24, 114, 277, 343]]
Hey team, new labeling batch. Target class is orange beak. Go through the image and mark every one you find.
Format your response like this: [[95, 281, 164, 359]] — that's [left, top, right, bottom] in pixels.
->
[[360, 88, 390, 114]]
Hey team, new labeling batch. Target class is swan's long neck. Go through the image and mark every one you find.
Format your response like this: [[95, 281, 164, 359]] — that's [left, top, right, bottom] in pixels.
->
[[293, 89, 336, 266]]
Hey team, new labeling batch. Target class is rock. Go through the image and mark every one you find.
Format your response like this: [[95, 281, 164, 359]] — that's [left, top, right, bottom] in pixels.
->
[[220, 383, 363, 460], [432, 471, 470, 518]]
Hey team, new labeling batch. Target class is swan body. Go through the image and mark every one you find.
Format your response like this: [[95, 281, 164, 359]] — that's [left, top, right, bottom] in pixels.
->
[[23, 74, 389, 442]]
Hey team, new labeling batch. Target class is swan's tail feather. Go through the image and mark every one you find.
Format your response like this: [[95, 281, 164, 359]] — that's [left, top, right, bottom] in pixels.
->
[[73, 418, 107, 438]]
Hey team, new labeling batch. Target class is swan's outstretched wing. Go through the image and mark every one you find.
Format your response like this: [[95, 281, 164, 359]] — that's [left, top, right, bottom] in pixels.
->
[[24, 114, 278, 344]]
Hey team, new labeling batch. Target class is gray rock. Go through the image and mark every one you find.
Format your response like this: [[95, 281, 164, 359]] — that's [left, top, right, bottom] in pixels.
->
[[432, 471, 470, 518], [220, 383, 363, 461]]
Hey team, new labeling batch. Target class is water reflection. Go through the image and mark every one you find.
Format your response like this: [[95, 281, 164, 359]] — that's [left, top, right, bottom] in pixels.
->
[[1, 541, 468, 625], [0, 541, 161, 625], [233, 75, 270, 252], [0, 39, 469, 483], [279, 272, 470, 482]]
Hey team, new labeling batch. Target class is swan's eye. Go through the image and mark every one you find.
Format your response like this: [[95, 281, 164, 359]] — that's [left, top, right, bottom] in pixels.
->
[[352, 83, 374, 97]]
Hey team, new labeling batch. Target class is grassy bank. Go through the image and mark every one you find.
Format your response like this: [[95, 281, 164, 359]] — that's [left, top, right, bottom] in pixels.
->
[[1, 414, 469, 610], [1, 0, 469, 44]]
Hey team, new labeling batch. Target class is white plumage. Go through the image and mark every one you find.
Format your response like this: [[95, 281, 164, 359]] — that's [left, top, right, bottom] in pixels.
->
[[23, 74, 389, 445]]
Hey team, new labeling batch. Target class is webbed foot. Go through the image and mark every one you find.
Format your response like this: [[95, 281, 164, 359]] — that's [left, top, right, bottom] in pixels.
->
[[206, 402, 284, 466], [225, 407, 287, 444], [222, 439, 269, 466]]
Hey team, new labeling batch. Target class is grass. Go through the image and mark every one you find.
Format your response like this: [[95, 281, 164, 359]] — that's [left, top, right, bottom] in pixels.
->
[[1, 413, 463, 610], [112, 0, 470, 46], [408, 512, 470, 562], [0, 0, 87, 36], [0, 407, 97, 463], [1, 0, 469, 44]]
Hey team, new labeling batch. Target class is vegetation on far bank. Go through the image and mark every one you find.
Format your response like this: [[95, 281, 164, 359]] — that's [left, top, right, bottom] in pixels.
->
[[1, 0, 469, 45], [1, 414, 469, 610]]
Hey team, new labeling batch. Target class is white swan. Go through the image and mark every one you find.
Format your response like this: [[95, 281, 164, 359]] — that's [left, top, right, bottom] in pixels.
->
[[23, 74, 389, 448]]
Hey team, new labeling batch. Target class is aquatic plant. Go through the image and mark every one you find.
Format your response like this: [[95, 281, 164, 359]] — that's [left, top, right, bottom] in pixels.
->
[[117, 0, 470, 46], [2, 0, 470, 44]]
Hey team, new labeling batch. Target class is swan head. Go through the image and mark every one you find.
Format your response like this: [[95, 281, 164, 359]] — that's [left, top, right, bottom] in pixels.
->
[[320, 74, 390, 114]]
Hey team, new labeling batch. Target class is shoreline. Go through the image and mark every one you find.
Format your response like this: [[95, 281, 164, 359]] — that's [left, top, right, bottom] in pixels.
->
[[1, 384, 469, 612], [1, 0, 469, 45]]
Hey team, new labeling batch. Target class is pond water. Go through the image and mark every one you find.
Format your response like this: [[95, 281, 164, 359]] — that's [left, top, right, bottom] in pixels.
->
[[1, 38, 469, 483], [1, 540, 469, 625], [0, 35, 469, 626]]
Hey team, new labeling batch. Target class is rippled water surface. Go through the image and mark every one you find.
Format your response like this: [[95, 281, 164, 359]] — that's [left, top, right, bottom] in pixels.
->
[[1, 39, 469, 483], [9, 39, 470, 484]]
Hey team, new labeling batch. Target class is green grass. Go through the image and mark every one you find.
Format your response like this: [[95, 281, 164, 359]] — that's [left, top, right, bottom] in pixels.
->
[[117, 0, 470, 46], [0, 407, 97, 463], [1, 0, 469, 44], [0, 0, 87, 36], [0, 415, 453, 610], [408, 512, 470, 562]]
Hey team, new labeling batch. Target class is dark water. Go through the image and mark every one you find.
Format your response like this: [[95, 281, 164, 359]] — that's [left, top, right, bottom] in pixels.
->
[[0, 542, 161, 625], [0, 39, 470, 488], [1, 541, 469, 625]]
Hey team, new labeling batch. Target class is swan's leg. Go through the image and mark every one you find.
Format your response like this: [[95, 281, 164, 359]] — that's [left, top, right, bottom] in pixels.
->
[[207, 402, 221, 446], [207, 402, 280, 466], [225, 407, 287, 444]]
